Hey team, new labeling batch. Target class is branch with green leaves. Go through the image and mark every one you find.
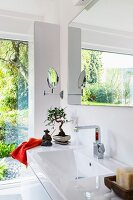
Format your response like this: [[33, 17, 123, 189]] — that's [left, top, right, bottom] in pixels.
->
[[44, 107, 69, 136]]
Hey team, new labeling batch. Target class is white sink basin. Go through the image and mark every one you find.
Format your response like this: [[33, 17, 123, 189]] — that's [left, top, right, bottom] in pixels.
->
[[38, 149, 112, 181], [28, 146, 126, 200]]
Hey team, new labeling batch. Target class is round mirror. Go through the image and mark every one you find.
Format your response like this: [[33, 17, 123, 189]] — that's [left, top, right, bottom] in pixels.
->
[[47, 67, 59, 91], [78, 70, 86, 88]]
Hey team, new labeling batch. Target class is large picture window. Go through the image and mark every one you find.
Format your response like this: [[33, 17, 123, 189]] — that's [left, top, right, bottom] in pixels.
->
[[0, 39, 28, 182], [81, 49, 133, 106]]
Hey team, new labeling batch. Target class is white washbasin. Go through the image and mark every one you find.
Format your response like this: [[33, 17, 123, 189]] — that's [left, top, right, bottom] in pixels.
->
[[28, 146, 126, 200], [37, 149, 112, 181]]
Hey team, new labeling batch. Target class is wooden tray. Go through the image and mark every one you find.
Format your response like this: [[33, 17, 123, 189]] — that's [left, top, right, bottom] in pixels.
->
[[104, 176, 133, 200]]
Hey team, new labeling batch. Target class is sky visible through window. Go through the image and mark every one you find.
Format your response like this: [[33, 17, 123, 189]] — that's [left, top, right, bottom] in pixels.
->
[[102, 52, 133, 68]]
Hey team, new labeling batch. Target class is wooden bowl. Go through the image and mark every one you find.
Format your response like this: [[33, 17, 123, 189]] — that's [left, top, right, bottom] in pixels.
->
[[104, 176, 133, 200]]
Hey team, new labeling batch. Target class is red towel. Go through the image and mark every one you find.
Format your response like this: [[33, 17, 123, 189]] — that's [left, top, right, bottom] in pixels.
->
[[10, 138, 42, 167]]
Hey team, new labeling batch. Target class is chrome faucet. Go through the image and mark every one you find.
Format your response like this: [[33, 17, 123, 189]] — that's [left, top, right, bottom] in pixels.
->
[[74, 125, 105, 159]]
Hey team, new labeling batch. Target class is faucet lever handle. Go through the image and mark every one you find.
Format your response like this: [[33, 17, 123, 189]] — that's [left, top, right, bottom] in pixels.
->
[[93, 142, 105, 159], [98, 143, 105, 154]]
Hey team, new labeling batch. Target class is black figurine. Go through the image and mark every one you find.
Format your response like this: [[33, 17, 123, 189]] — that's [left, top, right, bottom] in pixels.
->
[[41, 129, 52, 146]]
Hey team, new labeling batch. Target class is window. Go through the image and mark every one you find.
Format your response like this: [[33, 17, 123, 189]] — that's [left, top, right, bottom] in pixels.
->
[[81, 49, 133, 106], [0, 39, 28, 181]]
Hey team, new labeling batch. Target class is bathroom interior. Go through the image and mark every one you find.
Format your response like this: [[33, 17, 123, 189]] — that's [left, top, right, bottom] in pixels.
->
[[0, 0, 133, 199]]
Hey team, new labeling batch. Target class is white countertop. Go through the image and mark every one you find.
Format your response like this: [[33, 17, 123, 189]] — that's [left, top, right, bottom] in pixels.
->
[[27, 144, 126, 200]]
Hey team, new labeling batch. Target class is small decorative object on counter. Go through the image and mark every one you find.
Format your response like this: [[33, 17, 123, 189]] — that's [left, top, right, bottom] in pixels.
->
[[44, 107, 71, 145], [41, 129, 52, 147]]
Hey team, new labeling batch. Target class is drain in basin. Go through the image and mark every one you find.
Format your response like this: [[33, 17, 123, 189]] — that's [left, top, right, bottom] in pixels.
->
[[75, 176, 85, 180]]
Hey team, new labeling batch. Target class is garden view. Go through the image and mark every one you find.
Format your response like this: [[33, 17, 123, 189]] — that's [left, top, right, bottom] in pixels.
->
[[0, 39, 28, 181], [82, 49, 133, 106]]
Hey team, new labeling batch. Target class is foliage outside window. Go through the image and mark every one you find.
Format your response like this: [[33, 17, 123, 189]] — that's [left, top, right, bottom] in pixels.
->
[[0, 159, 8, 180], [0, 39, 28, 181], [81, 49, 133, 106]]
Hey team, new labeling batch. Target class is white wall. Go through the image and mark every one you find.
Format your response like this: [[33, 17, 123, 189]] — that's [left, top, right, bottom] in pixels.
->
[[59, 0, 133, 166], [68, 27, 81, 104], [59, 0, 84, 106], [34, 22, 60, 138]]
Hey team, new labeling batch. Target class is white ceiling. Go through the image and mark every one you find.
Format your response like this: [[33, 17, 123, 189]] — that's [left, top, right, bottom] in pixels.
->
[[73, 0, 133, 33], [0, 0, 60, 37], [0, 0, 58, 16]]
